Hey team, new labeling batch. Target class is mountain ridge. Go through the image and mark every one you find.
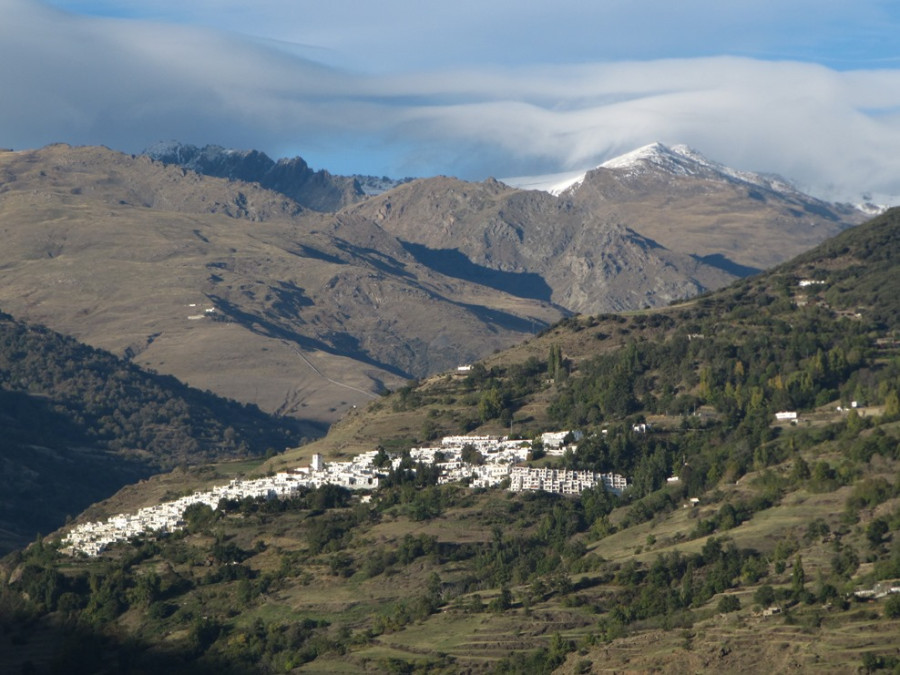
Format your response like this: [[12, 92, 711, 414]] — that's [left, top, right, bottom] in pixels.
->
[[0, 145, 563, 423], [143, 141, 367, 212]]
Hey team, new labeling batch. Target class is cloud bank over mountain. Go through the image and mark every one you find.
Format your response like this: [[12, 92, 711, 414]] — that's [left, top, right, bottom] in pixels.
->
[[4, 0, 900, 201]]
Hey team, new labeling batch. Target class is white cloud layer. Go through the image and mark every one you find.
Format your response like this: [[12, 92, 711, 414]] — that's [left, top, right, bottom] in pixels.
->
[[4, 0, 900, 201]]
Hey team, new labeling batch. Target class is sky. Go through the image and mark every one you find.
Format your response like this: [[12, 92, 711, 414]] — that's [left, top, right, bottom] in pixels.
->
[[4, 0, 900, 201]]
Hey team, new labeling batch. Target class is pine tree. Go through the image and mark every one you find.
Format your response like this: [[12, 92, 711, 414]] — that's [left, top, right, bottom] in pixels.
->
[[548, 343, 564, 380], [791, 555, 806, 594]]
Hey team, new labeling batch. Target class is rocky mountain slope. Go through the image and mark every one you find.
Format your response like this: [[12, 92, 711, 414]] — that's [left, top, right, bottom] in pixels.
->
[[343, 175, 735, 313], [561, 143, 868, 272]]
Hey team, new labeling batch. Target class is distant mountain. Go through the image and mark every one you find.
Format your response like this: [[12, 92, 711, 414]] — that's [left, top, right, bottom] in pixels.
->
[[144, 141, 367, 212], [0, 142, 872, 429], [343, 175, 735, 314], [0, 145, 562, 425], [547, 142, 805, 196], [506, 142, 869, 273], [344, 144, 867, 313]]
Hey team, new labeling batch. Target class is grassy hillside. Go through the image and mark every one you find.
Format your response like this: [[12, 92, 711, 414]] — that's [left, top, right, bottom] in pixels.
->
[[1, 209, 899, 673], [0, 310, 305, 553]]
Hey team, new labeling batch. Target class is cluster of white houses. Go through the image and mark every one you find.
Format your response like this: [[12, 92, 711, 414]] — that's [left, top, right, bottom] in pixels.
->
[[61, 431, 626, 557], [509, 467, 628, 495]]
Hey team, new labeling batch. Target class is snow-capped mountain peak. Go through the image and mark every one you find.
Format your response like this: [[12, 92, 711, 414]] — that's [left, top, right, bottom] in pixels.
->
[[598, 141, 682, 170], [577, 142, 799, 197], [503, 142, 801, 199]]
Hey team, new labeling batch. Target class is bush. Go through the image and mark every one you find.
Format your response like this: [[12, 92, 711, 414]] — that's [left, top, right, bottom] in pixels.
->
[[717, 595, 741, 613], [884, 593, 900, 619], [754, 585, 775, 607]]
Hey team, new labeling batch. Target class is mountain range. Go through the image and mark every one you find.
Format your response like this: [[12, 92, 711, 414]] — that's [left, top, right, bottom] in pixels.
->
[[0, 142, 869, 430]]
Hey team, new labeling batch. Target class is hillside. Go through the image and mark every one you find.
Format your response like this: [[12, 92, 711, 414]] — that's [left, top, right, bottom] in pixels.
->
[[3, 209, 899, 673], [0, 310, 304, 554]]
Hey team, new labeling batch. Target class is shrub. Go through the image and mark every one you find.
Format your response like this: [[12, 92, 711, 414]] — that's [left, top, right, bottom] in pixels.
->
[[754, 585, 775, 607], [884, 594, 900, 619], [717, 595, 741, 613]]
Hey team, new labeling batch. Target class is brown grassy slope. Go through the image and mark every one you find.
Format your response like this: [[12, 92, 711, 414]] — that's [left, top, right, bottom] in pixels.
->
[[0, 146, 561, 424]]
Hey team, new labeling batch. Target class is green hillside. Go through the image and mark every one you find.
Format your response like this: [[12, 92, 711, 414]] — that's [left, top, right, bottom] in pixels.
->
[[0, 310, 307, 553], [1, 209, 899, 673]]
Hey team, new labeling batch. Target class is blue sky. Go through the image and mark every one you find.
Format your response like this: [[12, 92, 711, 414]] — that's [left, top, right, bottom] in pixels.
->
[[5, 0, 900, 201]]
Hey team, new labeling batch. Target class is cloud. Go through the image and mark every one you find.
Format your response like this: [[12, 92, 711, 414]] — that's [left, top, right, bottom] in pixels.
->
[[5, 0, 900, 201], [376, 59, 900, 199], [40, 0, 900, 71]]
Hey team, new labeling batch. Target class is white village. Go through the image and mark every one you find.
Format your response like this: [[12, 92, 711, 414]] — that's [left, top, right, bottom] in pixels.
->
[[61, 431, 628, 558]]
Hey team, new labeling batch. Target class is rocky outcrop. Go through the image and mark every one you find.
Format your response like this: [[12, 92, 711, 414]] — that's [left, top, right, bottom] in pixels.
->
[[144, 141, 366, 212]]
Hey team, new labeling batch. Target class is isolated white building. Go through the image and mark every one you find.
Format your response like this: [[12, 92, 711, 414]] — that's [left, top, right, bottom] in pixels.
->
[[540, 430, 583, 449]]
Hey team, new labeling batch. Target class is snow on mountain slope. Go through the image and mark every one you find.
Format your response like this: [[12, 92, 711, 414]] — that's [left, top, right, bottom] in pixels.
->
[[607, 142, 802, 194], [503, 142, 803, 198]]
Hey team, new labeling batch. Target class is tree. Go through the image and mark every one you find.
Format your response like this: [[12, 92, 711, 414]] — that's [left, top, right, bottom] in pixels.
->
[[754, 584, 775, 607], [867, 519, 890, 549], [478, 387, 505, 422], [489, 586, 512, 612], [183, 502, 218, 533], [791, 555, 806, 595], [790, 456, 810, 483], [189, 616, 222, 656], [129, 571, 161, 608], [460, 443, 484, 466], [883, 389, 900, 419], [717, 595, 741, 613], [845, 409, 864, 436], [373, 446, 391, 468], [548, 344, 565, 380], [884, 593, 900, 619]]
